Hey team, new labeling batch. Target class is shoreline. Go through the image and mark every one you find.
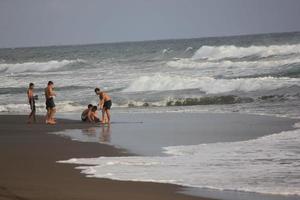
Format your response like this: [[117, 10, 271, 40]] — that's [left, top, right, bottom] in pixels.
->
[[55, 112, 300, 200], [0, 113, 298, 200], [0, 114, 213, 200]]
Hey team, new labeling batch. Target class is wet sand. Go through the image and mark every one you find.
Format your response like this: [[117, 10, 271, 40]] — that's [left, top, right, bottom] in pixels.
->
[[0, 115, 212, 200], [56, 112, 298, 156], [53, 112, 298, 200]]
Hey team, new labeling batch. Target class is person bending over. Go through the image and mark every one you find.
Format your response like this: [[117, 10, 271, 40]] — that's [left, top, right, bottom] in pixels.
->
[[81, 104, 93, 122], [88, 106, 100, 123], [94, 88, 112, 124], [45, 81, 56, 125]]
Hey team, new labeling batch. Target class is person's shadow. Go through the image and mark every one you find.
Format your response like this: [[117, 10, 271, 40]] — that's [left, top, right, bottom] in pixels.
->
[[99, 124, 111, 143]]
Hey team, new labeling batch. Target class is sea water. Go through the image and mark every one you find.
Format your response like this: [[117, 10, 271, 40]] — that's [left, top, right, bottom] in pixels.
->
[[0, 32, 299, 118], [59, 122, 300, 198], [1, 32, 300, 198]]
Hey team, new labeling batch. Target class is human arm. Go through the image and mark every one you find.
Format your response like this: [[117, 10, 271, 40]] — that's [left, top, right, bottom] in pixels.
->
[[49, 87, 56, 97], [27, 89, 33, 101], [87, 111, 93, 123]]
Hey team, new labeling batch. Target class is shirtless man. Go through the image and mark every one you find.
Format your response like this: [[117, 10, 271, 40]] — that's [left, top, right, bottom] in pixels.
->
[[45, 81, 56, 125], [27, 83, 36, 123], [94, 88, 112, 124]]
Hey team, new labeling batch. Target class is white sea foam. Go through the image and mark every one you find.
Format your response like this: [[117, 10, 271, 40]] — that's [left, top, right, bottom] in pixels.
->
[[0, 59, 84, 73], [60, 124, 300, 196], [167, 57, 300, 71], [123, 74, 300, 94], [0, 101, 85, 113], [192, 44, 300, 60], [184, 47, 193, 52]]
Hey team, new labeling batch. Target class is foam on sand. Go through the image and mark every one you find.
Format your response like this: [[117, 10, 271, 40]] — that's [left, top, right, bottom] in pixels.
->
[[60, 122, 300, 196]]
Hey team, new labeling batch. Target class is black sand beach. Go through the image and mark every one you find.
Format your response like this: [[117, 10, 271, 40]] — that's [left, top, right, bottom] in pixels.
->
[[0, 115, 213, 200], [0, 113, 298, 200]]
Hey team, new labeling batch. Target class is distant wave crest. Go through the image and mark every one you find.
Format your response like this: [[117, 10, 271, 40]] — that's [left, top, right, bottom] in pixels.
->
[[192, 44, 300, 60], [0, 59, 85, 73]]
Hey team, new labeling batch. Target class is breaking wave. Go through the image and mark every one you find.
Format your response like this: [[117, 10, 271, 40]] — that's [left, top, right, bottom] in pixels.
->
[[0, 101, 85, 113], [123, 74, 300, 94], [167, 57, 300, 71], [0, 59, 85, 73], [0, 86, 91, 95], [192, 44, 300, 60]]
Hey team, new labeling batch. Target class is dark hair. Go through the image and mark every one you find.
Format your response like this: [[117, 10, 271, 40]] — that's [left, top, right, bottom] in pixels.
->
[[88, 104, 93, 108], [94, 88, 100, 93], [48, 81, 54, 85], [92, 106, 98, 111], [29, 83, 34, 87]]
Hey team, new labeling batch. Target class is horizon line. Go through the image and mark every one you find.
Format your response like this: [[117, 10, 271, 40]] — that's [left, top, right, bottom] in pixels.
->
[[0, 30, 299, 50]]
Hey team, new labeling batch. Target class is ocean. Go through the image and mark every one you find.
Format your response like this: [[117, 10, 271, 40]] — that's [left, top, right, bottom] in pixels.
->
[[1, 32, 300, 199], [0, 32, 300, 118]]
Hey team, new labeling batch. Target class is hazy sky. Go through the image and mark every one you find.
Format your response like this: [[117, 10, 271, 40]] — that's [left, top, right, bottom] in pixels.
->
[[0, 0, 300, 48]]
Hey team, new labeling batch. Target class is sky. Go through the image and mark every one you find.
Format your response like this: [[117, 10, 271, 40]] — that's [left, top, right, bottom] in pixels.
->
[[0, 0, 300, 48]]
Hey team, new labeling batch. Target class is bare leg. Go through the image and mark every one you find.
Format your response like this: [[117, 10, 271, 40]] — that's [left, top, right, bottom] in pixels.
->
[[106, 109, 111, 124], [46, 108, 51, 124], [28, 111, 33, 123], [50, 108, 56, 124], [101, 109, 105, 123], [32, 110, 36, 123]]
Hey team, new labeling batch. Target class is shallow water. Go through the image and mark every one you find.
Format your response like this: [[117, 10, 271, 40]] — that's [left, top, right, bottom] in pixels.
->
[[55, 113, 300, 199]]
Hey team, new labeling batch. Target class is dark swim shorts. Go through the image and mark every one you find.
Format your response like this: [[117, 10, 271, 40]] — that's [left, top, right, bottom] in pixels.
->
[[103, 100, 112, 109], [81, 113, 88, 122], [46, 98, 55, 109], [29, 99, 36, 112]]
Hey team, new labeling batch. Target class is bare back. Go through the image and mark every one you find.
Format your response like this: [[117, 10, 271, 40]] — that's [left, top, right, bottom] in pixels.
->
[[27, 89, 33, 101], [45, 86, 54, 99], [100, 92, 111, 102]]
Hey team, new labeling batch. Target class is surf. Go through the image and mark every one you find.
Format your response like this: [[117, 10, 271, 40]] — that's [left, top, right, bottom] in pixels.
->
[[0, 59, 85, 73], [59, 122, 300, 196], [192, 44, 300, 61], [123, 74, 300, 94]]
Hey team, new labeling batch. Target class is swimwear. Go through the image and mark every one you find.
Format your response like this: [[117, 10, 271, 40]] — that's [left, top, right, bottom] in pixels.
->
[[29, 98, 36, 112], [94, 118, 101, 123], [46, 97, 55, 109], [103, 100, 112, 110], [81, 116, 87, 122], [81, 113, 88, 121]]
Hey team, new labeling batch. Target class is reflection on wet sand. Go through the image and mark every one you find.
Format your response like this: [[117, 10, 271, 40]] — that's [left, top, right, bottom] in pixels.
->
[[79, 125, 111, 144], [100, 125, 111, 143], [82, 127, 97, 136]]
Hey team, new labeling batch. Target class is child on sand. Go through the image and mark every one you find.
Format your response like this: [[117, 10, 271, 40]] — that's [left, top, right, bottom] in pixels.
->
[[81, 104, 93, 122], [88, 106, 101, 123], [94, 88, 112, 124], [27, 83, 37, 123]]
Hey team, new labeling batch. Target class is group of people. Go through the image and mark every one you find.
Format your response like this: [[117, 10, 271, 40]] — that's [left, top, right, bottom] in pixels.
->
[[27, 81, 112, 125]]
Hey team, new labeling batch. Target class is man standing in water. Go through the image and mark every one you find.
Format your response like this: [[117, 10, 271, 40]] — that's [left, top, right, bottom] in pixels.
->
[[94, 88, 112, 124], [45, 81, 56, 125]]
